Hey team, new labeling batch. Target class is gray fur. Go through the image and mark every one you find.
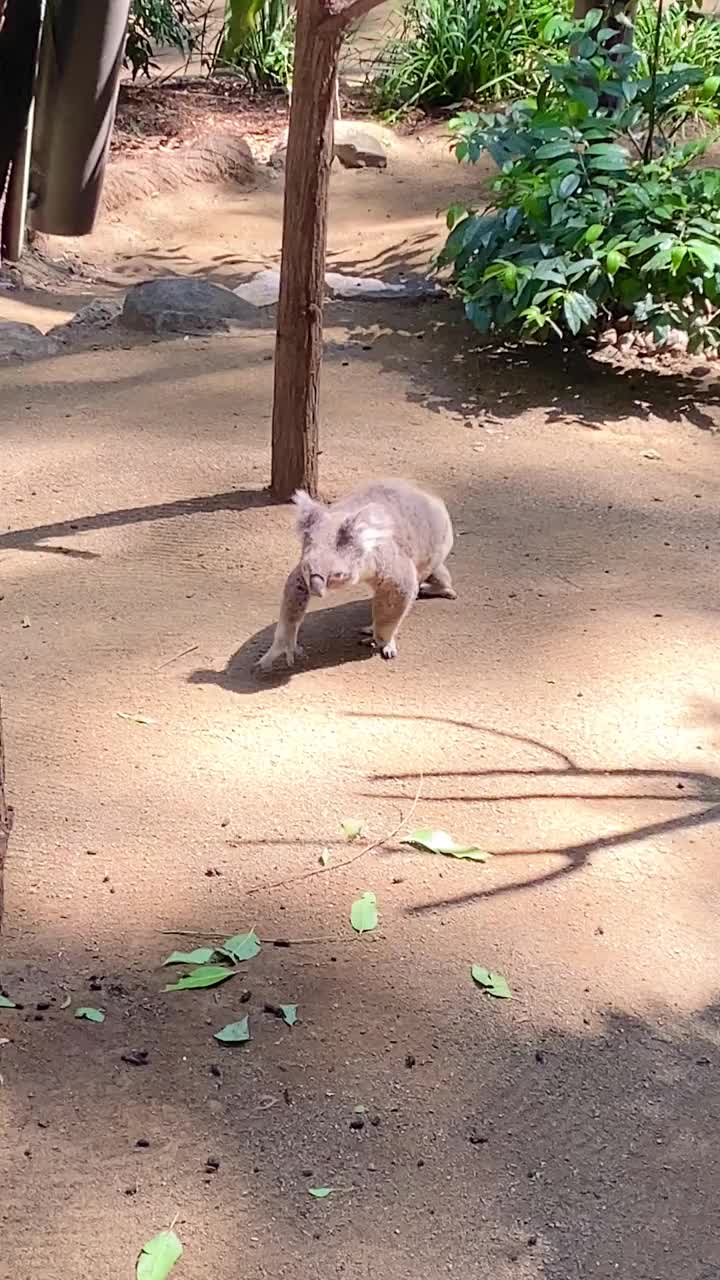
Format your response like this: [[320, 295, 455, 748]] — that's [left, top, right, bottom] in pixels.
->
[[258, 479, 456, 669]]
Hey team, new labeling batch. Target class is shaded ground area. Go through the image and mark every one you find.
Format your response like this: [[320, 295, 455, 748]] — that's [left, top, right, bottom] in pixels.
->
[[1, 88, 720, 1280]]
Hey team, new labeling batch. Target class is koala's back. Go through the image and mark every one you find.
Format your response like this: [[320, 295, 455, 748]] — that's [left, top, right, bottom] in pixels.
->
[[335, 478, 453, 574]]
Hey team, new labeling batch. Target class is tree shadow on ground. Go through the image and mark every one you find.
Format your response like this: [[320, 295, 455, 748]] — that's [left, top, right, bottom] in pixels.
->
[[0, 488, 273, 559], [342, 301, 720, 434], [188, 599, 375, 692], [345, 712, 720, 912], [1, 916, 717, 1280]]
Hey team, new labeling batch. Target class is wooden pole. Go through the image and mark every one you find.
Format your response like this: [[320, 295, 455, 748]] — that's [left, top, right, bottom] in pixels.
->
[[269, 0, 384, 501], [270, 0, 343, 500]]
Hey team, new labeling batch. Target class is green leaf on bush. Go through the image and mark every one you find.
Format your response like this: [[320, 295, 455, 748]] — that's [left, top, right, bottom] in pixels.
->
[[165, 965, 235, 991], [471, 965, 512, 1000], [350, 892, 378, 934], [563, 290, 595, 334], [136, 1230, 183, 1280], [163, 947, 215, 966], [403, 828, 490, 862]]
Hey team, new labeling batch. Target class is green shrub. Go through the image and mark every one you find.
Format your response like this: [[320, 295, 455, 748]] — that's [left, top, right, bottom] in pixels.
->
[[125, 0, 195, 79], [220, 0, 294, 92], [371, 0, 560, 115], [439, 7, 720, 353]]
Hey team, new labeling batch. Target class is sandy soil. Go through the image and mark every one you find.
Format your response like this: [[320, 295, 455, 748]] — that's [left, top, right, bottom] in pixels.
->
[[1, 85, 719, 1280]]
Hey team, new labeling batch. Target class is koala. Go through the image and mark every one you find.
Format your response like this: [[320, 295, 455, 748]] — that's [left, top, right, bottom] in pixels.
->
[[258, 478, 456, 670]]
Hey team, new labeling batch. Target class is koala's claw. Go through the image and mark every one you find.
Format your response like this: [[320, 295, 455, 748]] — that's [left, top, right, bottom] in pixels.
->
[[257, 643, 304, 672]]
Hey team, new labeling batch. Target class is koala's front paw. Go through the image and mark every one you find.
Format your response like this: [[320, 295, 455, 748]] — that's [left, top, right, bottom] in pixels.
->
[[257, 643, 304, 672], [379, 640, 398, 660]]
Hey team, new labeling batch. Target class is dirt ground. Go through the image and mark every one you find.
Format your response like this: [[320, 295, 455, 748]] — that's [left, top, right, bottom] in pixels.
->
[[1, 86, 719, 1280]]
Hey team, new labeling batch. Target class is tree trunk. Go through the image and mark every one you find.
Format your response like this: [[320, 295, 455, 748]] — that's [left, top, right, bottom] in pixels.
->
[[270, 0, 343, 501], [0, 698, 11, 933]]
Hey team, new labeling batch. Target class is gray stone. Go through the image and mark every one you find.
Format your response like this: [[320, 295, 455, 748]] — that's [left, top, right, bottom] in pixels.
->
[[233, 269, 281, 308], [333, 123, 387, 170], [325, 272, 443, 302], [122, 276, 260, 334], [0, 321, 59, 362], [48, 297, 123, 343]]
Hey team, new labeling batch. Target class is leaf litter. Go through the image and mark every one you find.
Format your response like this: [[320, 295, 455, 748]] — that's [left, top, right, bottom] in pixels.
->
[[471, 965, 512, 1000], [214, 1016, 251, 1044], [403, 828, 490, 862], [136, 1229, 183, 1280], [75, 1007, 106, 1022], [350, 892, 378, 934]]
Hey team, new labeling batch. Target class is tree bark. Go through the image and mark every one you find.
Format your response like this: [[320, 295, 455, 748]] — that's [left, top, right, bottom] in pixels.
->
[[270, 0, 343, 500], [0, 698, 11, 933]]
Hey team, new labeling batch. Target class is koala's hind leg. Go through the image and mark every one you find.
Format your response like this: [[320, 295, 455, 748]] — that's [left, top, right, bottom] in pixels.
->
[[364, 559, 418, 660], [418, 562, 457, 600], [257, 565, 309, 671]]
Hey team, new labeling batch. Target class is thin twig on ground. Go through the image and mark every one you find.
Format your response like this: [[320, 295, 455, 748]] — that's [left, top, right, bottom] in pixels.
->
[[156, 643, 199, 670], [158, 930, 355, 945], [245, 773, 423, 896]]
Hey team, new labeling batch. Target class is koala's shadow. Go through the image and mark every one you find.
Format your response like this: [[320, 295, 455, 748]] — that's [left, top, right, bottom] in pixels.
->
[[188, 599, 375, 693]]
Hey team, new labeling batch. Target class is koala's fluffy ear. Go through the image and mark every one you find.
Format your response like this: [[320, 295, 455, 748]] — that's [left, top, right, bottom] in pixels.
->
[[292, 490, 324, 538], [336, 504, 391, 554]]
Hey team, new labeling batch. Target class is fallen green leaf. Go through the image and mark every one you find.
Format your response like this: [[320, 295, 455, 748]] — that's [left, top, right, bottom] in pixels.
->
[[319, 848, 331, 867], [279, 1004, 298, 1026], [219, 929, 261, 963], [0, 994, 17, 1009], [75, 1006, 105, 1022], [403, 828, 490, 862], [165, 964, 235, 992], [471, 965, 512, 1000], [136, 1229, 183, 1280], [341, 818, 364, 842], [162, 947, 215, 967], [309, 1187, 334, 1199], [350, 891, 378, 935], [353, 1104, 366, 1114], [214, 1016, 251, 1044]]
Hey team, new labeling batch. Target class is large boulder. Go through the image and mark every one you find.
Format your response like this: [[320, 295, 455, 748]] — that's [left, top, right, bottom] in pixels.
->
[[233, 269, 282, 308], [325, 272, 442, 302], [333, 123, 387, 170], [0, 321, 58, 362], [122, 276, 261, 334]]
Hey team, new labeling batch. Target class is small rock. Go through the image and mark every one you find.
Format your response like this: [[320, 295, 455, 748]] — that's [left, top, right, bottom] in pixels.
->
[[642, 449, 661, 460], [135, 1138, 150, 1149], [205, 1156, 220, 1172], [0, 321, 59, 363], [468, 1129, 489, 1145], [121, 1049, 149, 1066], [404, 1053, 416, 1069], [122, 276, 260, 335], [47, 298, 122, 343], [617, 332, 635, 354], [210, 1063, 222, 1078], [350, 1116, 365, 1131], [333, 123, 387, 169]]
